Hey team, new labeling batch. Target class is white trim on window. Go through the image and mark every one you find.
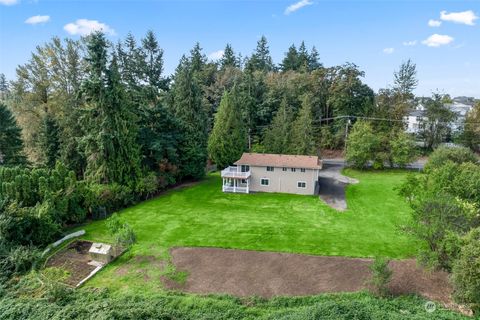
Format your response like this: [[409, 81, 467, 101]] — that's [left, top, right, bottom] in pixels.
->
[[297, 181, 306, 189], [260, 178, 270, 186], [266, 166, 274, 172]]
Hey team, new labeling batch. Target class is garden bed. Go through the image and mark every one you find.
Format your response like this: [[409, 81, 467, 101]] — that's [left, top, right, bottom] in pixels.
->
[[165, 247, 452, 305], [45, 240, 99, 286]]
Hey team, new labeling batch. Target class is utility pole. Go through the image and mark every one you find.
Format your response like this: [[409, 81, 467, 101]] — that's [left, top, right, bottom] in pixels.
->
[[344, 117, 350, 163], [248, 128, 252, 151]]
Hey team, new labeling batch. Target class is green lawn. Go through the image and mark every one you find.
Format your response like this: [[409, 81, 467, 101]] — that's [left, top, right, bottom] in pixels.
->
[[79, 169, 418, 293]]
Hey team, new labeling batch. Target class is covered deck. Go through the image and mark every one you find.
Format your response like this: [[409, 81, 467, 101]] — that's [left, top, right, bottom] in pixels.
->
[[221, 166, 250, 194]]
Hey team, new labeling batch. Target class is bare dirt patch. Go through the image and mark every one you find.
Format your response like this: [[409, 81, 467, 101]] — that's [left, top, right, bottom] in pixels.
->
[[165, 247, 453, 305], [45, 240, 97, 286]]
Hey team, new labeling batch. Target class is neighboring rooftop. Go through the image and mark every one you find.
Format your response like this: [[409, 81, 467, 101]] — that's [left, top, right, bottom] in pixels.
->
[[235, 153, 322, 170]]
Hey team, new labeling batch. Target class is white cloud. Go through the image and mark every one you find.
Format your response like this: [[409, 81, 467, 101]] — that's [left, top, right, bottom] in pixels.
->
[[25, 15, 50, 25], [0, 0, 19, 5], [440, 10, 478, 26], [428, 19, 442, 27], [64, 19, 115, 36], [208, 50, 224, 61], [285, 0, 313, 15], [422, 34, 454, 47], [383, 47, 394, 54], [402, 40, 417, 46]]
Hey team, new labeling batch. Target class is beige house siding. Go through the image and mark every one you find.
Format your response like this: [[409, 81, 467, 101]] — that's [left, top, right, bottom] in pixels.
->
[[249, 165, 319, 195]]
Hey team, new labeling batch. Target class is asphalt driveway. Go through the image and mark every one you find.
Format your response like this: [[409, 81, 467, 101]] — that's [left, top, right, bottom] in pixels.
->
[[318, 162, 358, 211]]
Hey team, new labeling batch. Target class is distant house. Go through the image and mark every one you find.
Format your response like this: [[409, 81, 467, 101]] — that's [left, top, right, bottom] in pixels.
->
[[220, 153, 322, 195], [403, 97, 474, 134]]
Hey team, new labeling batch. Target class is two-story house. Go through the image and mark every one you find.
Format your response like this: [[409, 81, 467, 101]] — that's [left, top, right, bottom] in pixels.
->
[[220, 153, 322, 195]]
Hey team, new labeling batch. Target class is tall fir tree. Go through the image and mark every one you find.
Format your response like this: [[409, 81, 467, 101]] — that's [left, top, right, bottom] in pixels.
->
[[80, 32, 142, 186], [263, 98, 293, 154], [208, 89, 246, 168], [246, 36, 275, 73], [297, 41, 309, 72], [39, 113, 61, 168], [281, 44, 299, 71], [141, 30, 168, 103], [220, 44, 239, 69], [0, 73, 8, 100], [290, 94, 316, 155], [308, 46, 322, 71], [171, 56, 209, 179], [0, 103, 27, 166]]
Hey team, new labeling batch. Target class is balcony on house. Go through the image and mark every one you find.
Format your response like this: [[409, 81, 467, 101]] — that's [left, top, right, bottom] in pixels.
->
[[220, 166, 250, 193]]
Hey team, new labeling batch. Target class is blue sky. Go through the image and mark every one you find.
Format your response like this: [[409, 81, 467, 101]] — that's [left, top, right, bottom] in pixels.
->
[[1, 0, 479, 97]]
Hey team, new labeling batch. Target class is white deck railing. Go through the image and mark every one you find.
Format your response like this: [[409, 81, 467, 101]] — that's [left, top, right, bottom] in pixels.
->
[[221, 166, 251, 178], [222, 186, 249, 193]]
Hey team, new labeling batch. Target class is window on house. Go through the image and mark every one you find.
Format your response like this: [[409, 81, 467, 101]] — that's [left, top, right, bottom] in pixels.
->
[[282, 167, 287, 172], [261, 178, 269, 186], [241, 165, 250, 172], [297, 181, 306, 188], [241, 179, 247, 184], [300, 168, 306, 172], [266, 166, 274, 172], [291, 168, 296, 172]]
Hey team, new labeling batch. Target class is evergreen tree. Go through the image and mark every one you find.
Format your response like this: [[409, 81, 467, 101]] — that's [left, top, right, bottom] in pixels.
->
[[208, 89, 246, 169], [0, 74, 8, 100], [246, 36, 275, 72], [190, 42, 207, 74], [281, 44, 299, 71], [297, 41, 309, 72], [141, 30, 168, 102], [138, 103, 183, 187], [220, 44, 239, 69], [39, 113, 60, 168], [263, 98, 293, 154], [171, 57, 208, 179], [308, 46, 322, 71], [0, 103, 27, 166], [290, 94, 316, 155], [80, 32, 142, 186]]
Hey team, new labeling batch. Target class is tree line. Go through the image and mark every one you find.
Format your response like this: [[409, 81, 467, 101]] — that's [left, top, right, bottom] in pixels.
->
[[0, 30, 478, 283]]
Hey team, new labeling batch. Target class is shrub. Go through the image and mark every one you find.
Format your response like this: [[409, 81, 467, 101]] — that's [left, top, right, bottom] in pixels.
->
[[106, 213, 136, 248], [41, 268, 72, 302], [85, 183, 133, 218], [390, 131, 417, 168], [452, 227, 480, 315], [424, 145, 478, 172], [346, 121, 379, 169], [0, 244, 41, 282], [368, 257, 392, 297], [114, 224, 136, 248]]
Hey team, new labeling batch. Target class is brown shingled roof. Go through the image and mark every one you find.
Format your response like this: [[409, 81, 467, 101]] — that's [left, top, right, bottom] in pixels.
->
[[234, 153, 322, 170]]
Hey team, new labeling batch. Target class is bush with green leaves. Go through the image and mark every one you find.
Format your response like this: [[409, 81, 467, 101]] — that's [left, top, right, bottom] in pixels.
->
[[452, 227, 480, 316], [346, 121, 379, 168], [390, 130, 417, 168], [368, 257, 392, 297], [105, 213, 136, 248], [424, 145, 478, 172], [0, 243, 40, 283], [0, 289, 467, 319]]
